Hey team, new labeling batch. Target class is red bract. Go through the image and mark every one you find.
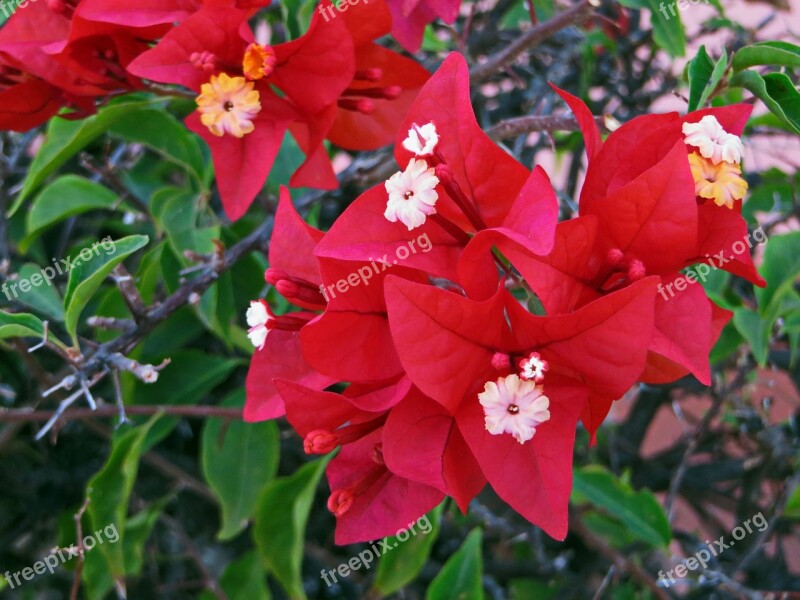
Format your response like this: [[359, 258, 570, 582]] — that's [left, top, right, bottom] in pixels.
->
[[244, 189, 334, 422], [315, 53, 558, 284], [0, 58, 65, 131], [241, 52, 764, 544], [555, 86, 764, 287], [276, 380, 442, 544], [322, 0, 432, 151], [384, 0, 461, 52], [127, 6, 353, 220], [125, 0, 430, 220], [383, 276, 659, 538]]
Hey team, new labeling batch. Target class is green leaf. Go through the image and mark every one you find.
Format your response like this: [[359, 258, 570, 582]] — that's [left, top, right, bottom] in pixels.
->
[[572, 466, 672, 547], [109, 108, 206, 184], [22, 176, 118, 252], [14, 263, 65, 322], [83, 500, 166, 600], [687, 46, 715, 111], [9, 99, 156, 215], [732, 41, 800, 72], [700, 49, 728, 108], [373, 502, 445, 596], [152, 187, 220, 263], [755, 231, 800, 313], [426, 528, 484, 600], [87, 414, 161, 580], [785, 485, 800, 519], [63, 234, 149, 343], [200, 551, 272, 600], [254, 457, 329, 600], [644, 0, 686, 57], [730, 70, 800, 134], [202, 391, 280, 540], [280, 0, 315, 38], [0, 310, 46, 340]]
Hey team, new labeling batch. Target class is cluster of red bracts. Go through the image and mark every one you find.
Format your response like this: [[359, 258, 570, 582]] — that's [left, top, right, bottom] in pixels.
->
[[244, 53, 765, 545], [0, 0, 446, 219]]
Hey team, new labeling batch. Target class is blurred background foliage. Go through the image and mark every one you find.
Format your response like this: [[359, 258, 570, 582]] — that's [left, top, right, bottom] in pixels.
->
[[1, 0, 799, 598]]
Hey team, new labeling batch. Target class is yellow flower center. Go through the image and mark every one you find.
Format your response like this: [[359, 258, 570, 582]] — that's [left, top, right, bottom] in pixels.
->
[[242, 43, 277, 81], [195, 73, 261, 138], [688, 153, 748, 209]]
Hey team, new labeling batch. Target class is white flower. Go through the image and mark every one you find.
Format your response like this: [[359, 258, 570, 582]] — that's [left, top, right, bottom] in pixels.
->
[[519, 352, 548, 383], [478, 374, 551, 444], [402, 122, 439, 156], [384, 158, 440, 230], [682, 115, 745, 165], [246, 300, 273, 350]]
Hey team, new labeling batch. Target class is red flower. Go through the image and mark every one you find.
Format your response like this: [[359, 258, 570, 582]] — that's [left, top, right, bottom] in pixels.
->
[[555, 86, 764, 286], [383, 275, 659, 538], [315, 53, 558, 282], [0, 58, 65, 131], [276, 380, 443, 544], [244, 189, 333, 422], [126, 5, 354, 220], [321, 0, 432, 151], [384, 0, 462, 52]]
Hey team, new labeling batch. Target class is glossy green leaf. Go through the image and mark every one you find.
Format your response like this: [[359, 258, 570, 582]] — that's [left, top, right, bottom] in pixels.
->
[[373, 502, 445, 596], [199, 551, 272, 600], [280, 0, 315, 39], [22, 176, 118, 252], [9, 100, 155, 215], [14, 263, 65, 321], [153, 187, 220, 263], [254, 457, 329, 600], [63, 235, 149, 342], [732, 41, 800, 72], [730, 70, 800, 134], [701, 49, 728, 108], [572, 466, 671, 547], [687, 46, 715, 111], [87, 414, 161, 580], [755, 231, 800, 313], [109, 108, 206, 184], [0, 310, 46, 340], [644, 0, 686, 57], [202, 391, 280, 541], [426, 528, 484, 600], [83, 500, 166, 600]]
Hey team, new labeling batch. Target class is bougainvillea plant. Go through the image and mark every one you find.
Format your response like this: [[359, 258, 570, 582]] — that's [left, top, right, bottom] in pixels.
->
[[243, 52, 767, 543], [1, 0, 799, 597]]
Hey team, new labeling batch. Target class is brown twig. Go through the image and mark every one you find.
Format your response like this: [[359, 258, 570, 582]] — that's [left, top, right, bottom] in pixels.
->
[[569, 511, 670, 599], [112, 265, 147, 322], [486, 114, 615, 139], [160, 513, 229, 600], [0, 404, 244, 424], [469, 0, 598, 84], [69, 496, 92, 600]]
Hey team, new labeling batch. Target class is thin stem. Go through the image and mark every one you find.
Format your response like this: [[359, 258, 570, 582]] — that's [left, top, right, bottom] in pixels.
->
[[469, 0, 597, 84]]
